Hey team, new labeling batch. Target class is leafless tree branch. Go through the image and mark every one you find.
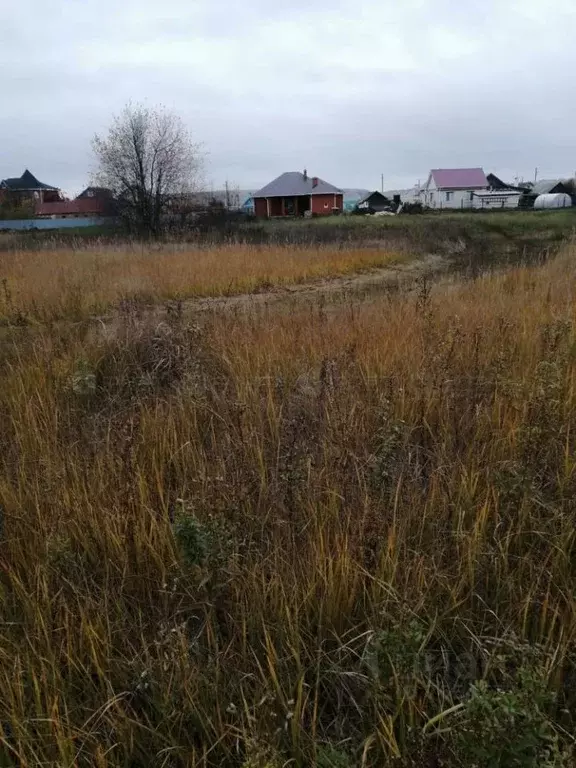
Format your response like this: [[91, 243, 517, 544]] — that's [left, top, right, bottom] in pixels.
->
[[92, 103, 202, 235]]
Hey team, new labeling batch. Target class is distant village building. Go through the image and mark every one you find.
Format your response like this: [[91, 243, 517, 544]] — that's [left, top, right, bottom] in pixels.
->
[[422, 168, 489, 209], [189, 188, 254, 211], [0, 169, 61, 205], [253, 171, 343, 218], [342, 188, 371, 212], [530, 179, 573, 197], [36, 187, 117, 218], [241, 196, 255, 215], [471, 189, 523, 209], [77, 186, 114, 201], [514, 179, 575, 209], [384, 187, 422, 205], [355, 191, 392, 213]]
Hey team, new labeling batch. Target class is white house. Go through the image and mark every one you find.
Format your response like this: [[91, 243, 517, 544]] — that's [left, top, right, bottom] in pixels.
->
[[423, 168, 489, 209]]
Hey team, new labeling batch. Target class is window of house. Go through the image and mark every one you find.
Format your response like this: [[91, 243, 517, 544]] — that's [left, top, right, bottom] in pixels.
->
[[446, 191, 452, 202], [469, 191, 474, 201]]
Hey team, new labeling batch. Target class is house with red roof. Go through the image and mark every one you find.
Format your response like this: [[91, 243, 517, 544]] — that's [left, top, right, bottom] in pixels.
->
[[422, 168, 489, 209]]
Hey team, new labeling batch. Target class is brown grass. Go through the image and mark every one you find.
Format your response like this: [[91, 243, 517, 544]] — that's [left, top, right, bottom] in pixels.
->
[[0, 243, 575, 765], [0, 243, 405, 322]]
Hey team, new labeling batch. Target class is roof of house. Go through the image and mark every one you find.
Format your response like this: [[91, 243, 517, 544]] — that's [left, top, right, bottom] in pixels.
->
[[486, 173, 523, 191], [1, 169, 58, 191], [255, 172, 342, 198], [530, 179, 569, 196], [36, 198, 111, 217], [430, 168, 488, 189], [76, 186, 114, 199]]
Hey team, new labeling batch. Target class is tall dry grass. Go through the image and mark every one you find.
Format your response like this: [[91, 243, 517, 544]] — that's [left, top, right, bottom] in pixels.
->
[[0, 244, 576, 765], [0, 243, 405, 322]]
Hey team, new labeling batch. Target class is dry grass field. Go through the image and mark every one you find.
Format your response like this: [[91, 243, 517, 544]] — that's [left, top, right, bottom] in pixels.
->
[[0, 238, 576, 766], [0, 244, 406, 323]]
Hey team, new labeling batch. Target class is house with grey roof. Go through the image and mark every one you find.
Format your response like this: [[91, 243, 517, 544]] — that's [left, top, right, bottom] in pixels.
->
[[253, 171, 343, 217], [422, 168, 489, 209], [0, 169, 61, 205]]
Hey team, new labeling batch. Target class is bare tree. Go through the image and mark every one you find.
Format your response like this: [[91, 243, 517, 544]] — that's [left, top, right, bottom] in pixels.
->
[[92, 103, 202, 235]]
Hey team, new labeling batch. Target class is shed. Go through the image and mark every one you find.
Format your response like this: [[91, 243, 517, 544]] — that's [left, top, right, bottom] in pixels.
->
[[355, 191, 392, 213], [342, 188, 371, 213], [472, 190, 522, 209]]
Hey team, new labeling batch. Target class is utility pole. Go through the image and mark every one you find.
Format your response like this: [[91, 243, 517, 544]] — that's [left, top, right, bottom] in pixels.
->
[[534, 167, 538, 184], [381, 174, 384, 194]]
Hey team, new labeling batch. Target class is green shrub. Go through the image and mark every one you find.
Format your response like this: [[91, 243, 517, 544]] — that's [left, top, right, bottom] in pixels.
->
[[172, 513, 210, 567], [451, 667, 570, 768]]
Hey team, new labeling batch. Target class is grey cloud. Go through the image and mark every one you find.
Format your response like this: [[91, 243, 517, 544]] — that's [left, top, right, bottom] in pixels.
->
[[1, 0, 575, 194]]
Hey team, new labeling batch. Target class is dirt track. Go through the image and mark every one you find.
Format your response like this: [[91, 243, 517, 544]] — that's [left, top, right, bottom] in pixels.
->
[[91, 253, 452, 340], [178, 253, 450, 314]]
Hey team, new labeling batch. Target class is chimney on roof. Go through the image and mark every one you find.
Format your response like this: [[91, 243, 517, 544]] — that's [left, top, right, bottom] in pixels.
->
[[303, 169, 308, 182], [312, 177, 318, 188]]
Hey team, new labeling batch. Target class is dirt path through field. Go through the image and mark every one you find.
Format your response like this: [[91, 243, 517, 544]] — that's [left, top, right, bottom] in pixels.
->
[[183, 253, 449, 313], [89, 252, 452, 340], [107, 252, 450, 323]]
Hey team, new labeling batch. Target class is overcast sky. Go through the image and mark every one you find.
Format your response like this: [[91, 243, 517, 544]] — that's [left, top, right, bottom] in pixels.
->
[[1, 0, 575, 196]]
